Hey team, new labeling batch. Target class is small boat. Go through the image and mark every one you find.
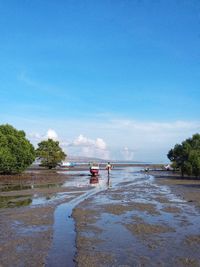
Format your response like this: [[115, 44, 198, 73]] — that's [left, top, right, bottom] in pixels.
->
[[89, 163, 100, 176]]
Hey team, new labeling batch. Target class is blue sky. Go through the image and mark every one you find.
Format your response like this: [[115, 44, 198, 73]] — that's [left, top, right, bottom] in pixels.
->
[[0, 1, 200, 162]]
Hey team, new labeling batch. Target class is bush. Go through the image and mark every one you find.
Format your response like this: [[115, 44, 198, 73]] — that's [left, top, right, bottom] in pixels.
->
[[0, 124, 35, 174], [36, 139, 66, 169], [167, 134, 200, 177]]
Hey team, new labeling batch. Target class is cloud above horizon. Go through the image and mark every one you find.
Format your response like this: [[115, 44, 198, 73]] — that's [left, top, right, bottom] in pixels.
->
[[28, 129, 58, 143], [70, 134, 106, 149], [28, 131, 110, 160], [25, 117, 200, 162], [68, 134, 110, 159], [121, 147, 135, 161]]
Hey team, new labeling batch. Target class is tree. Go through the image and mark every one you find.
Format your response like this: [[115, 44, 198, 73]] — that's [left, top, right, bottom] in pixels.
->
[[0, 124, 35, 174], [36, 139, 66, 169], [167, 134, 200, 177]]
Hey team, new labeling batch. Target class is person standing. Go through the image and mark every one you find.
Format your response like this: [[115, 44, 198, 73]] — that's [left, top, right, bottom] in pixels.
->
[[106, 162, 112, 175]]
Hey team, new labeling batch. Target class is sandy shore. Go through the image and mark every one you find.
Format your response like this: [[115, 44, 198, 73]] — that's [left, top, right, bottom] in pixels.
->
[[1, 167, 200, 267]]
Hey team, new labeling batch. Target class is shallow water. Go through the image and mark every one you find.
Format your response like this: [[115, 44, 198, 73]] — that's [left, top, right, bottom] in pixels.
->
[[0, 170, 93, 208], [46, 172, 113, 266], [0, 195, 32, 208], [0, 191, 82, 208], [0, 183, 64, 192], [46, 167, 150, 266]]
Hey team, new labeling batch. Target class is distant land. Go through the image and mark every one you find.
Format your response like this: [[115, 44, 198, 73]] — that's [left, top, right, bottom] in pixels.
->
[[67, 156, 150, 164]]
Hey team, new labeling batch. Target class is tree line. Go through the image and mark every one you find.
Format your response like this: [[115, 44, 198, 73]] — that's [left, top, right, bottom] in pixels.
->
[[0, 124, 66, 174], [167, 133, 200, 177]]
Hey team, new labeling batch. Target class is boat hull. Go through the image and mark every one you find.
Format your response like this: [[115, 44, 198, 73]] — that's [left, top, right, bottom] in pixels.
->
[[90, 169, 99, 176]]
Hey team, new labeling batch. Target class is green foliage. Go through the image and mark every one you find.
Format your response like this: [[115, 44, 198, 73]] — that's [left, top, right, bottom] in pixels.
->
[[36, 139, 66, 169], [0, 124, 35, 174], [167, 134, 200, 177]]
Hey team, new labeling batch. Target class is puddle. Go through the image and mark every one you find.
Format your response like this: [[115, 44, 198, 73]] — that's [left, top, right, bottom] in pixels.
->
[[17, 225, 50, 236], [31, 192, 83, 206], [0, 184, 33, 192], [0, 183, 64, 192], [0, 195, 32, 208], [0, 191, 86, 209]]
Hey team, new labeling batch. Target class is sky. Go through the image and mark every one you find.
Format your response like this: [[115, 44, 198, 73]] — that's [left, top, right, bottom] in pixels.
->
[[0, 0, 200, 162]]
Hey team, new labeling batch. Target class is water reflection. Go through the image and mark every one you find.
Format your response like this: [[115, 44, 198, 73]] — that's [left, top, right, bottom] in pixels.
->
[[0, 195, 32, 208], [107, 174, 112, 188], [89, 173, 112, 189], [90, 176, 99, 185], [0, 183, 63, 192]]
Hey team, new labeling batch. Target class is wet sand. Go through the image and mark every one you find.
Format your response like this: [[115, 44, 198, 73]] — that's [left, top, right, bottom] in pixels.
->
[[73, 169, 200, 267], [0, 169, 89, 267], [0, 167, 200, 267], [149, 170, 200, 209]]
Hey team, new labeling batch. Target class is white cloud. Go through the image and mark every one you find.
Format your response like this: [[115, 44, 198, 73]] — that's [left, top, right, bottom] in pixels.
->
[[72, 134, 94, 147], [68, 134, 110, 159], [70, 134, 107, 150], [28, 129, 59, 146], [46, 129, 58, 140], [120, 147, 135, 161], [96, 138, 107, 150], [28, 132, 41, 140]]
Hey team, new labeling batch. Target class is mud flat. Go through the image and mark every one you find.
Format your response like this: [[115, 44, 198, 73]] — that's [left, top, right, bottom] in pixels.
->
[[73, 168, 200, 267], [149, 170, 200, 209], [1, 167, 200, 267], [0, 169, 90, 267]]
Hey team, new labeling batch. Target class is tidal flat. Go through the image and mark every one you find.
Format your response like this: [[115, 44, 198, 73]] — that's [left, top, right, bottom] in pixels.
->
[[0, 166, 200, 267]]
